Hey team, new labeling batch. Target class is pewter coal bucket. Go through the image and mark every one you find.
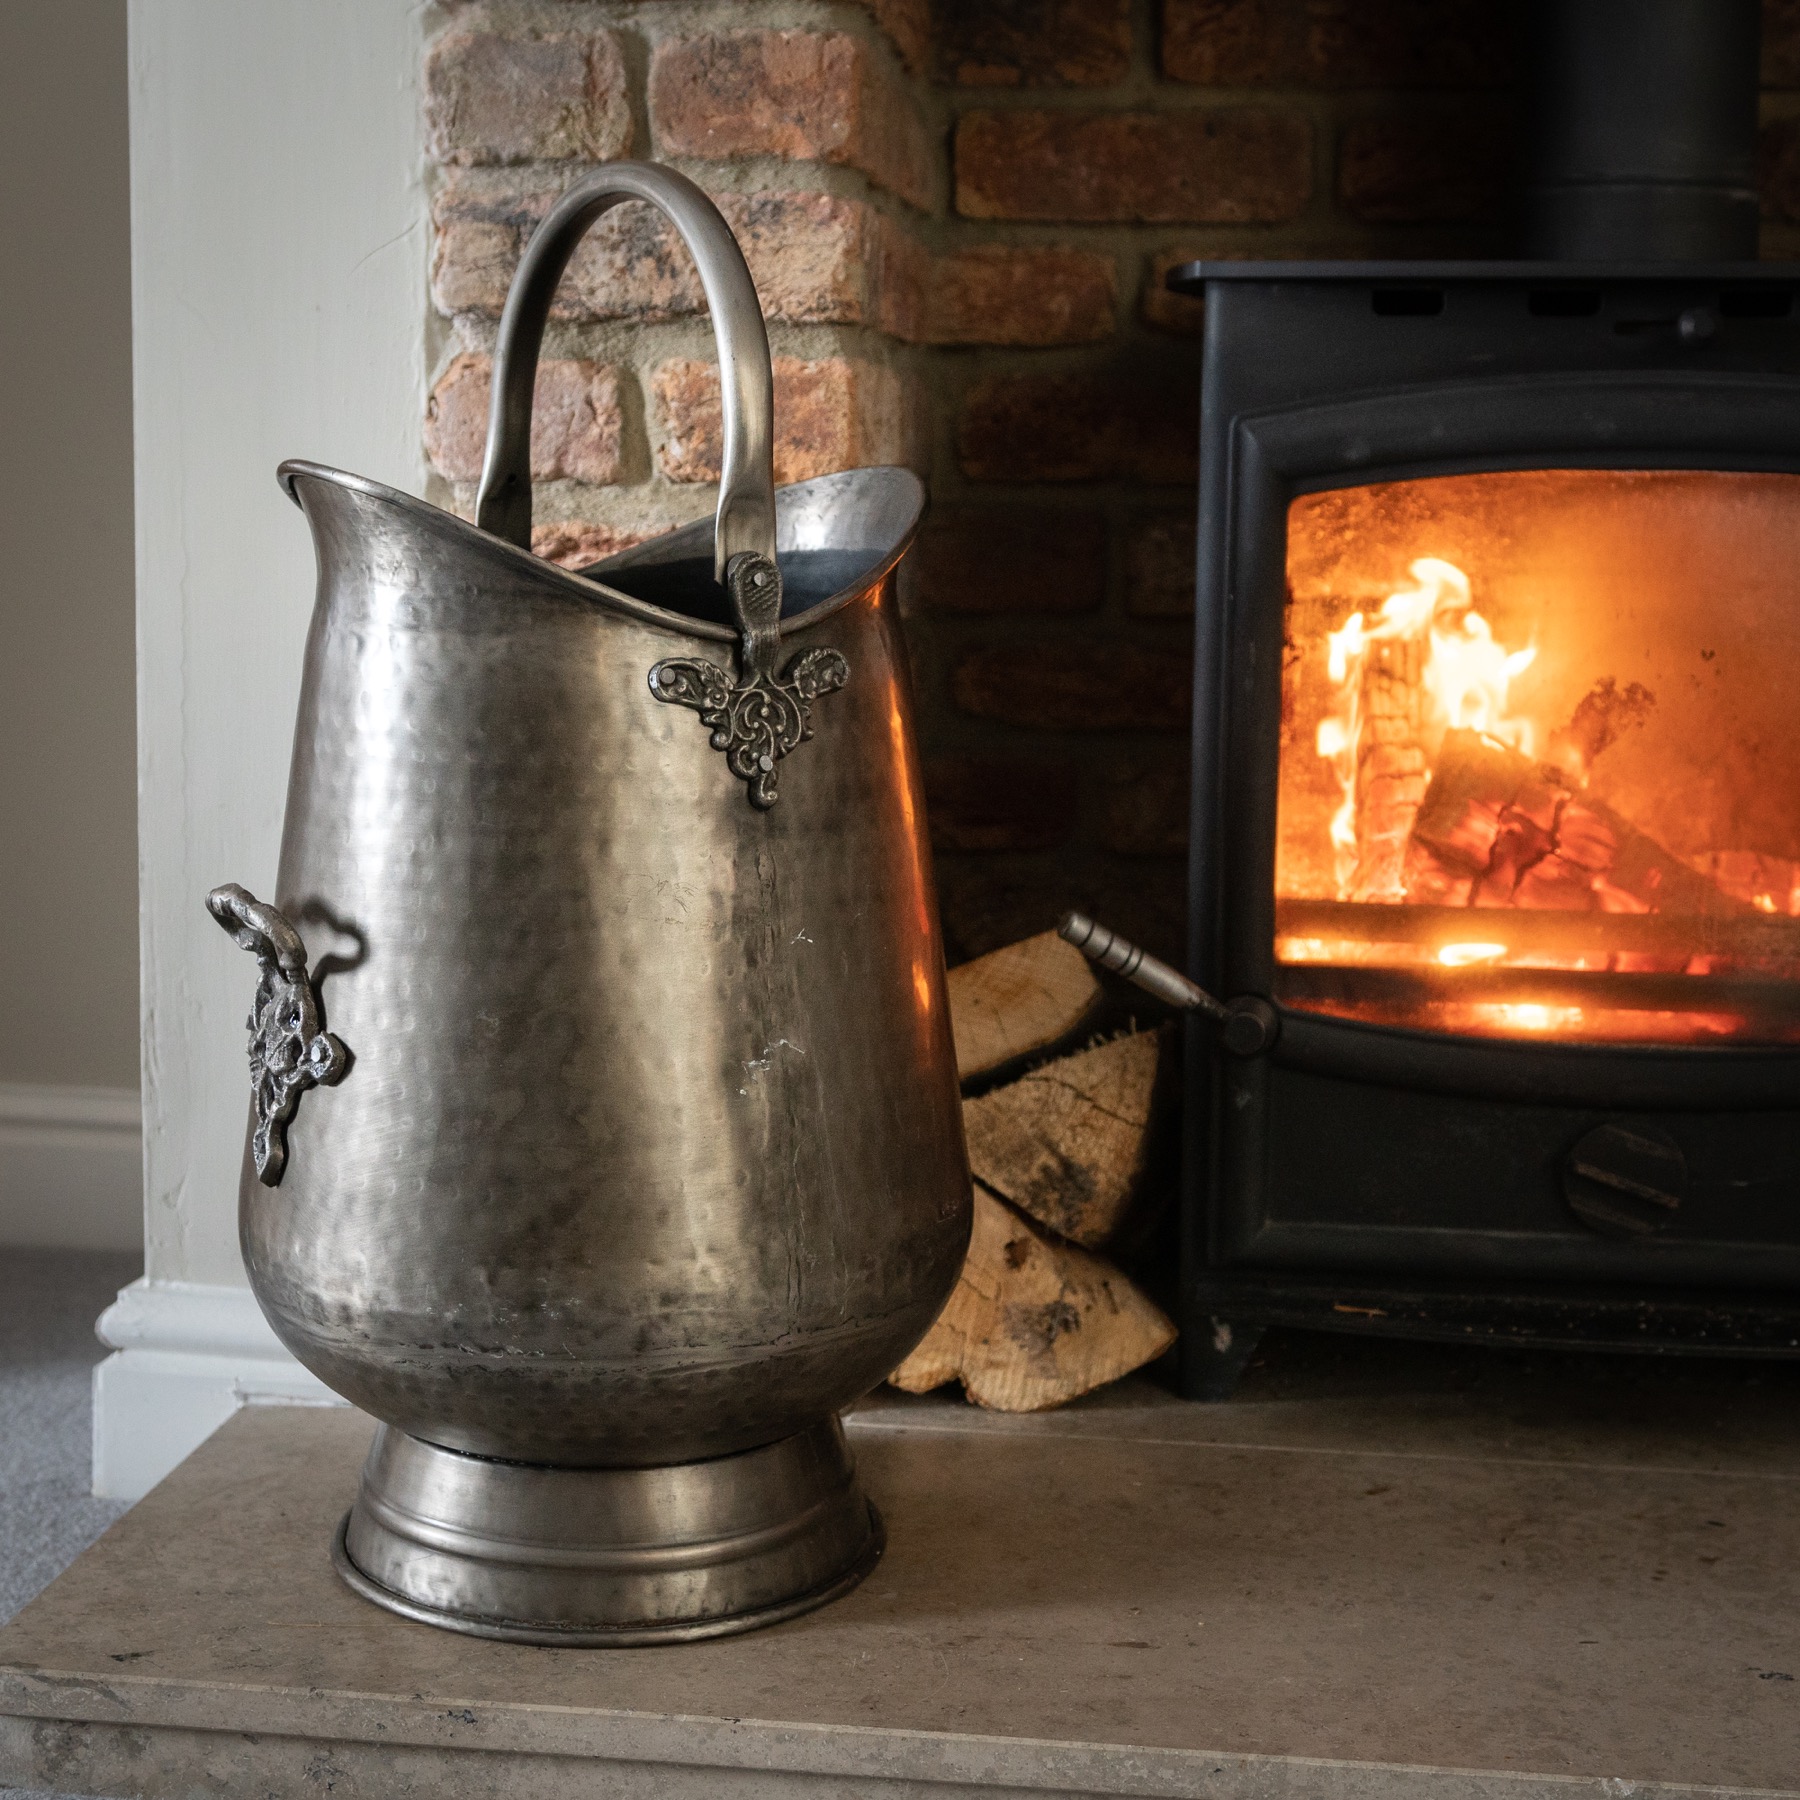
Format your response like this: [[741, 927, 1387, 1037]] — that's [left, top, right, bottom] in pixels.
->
[[207, 164, 970, 1643]]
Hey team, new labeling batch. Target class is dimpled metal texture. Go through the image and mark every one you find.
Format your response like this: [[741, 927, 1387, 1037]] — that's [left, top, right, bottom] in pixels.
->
[[245, 460, 970, 1469]]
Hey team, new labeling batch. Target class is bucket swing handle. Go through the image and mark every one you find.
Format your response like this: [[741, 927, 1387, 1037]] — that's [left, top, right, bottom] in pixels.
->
[[477, 162, 775, 579], [476, 162, 847, 811]]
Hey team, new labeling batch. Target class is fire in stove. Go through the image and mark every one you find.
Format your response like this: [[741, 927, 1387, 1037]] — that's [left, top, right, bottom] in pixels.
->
[[1273, 468, 1800, 1045]]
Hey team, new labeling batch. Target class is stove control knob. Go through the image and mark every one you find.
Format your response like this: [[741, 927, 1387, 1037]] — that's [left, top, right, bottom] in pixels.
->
[[1220, 997, 1279, 1057], [1562, 1123, 1687, 1238], [1677, 306, 1717, 345]]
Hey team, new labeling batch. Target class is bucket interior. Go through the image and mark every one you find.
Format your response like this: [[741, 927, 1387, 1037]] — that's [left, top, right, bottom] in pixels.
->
[[579, 467, 922, 628]]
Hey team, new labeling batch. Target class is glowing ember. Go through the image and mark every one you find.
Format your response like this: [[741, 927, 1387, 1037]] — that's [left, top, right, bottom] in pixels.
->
[[1480, 1004, 1585, 1033], [1437, 941, 1507, 967]]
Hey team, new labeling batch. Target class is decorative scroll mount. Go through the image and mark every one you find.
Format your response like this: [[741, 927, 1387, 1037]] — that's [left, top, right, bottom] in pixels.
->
[[648, 552, 849, 809], [206, 883, 349, 1186]]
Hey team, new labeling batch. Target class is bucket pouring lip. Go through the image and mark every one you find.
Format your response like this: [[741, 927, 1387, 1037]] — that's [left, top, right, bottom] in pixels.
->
[[276, 460, 926, 644]]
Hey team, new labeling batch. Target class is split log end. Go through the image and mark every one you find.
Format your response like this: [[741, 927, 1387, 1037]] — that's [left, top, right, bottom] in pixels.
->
[[947, 930, 1104, 1084], [889, 1187, 1177, 1412]]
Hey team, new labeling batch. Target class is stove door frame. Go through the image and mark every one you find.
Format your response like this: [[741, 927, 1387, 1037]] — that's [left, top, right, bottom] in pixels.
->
[[1190, 367, 1800, 1288]]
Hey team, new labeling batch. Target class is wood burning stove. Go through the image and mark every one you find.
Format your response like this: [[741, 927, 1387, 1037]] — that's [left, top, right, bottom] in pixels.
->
[[1168, 0, 1800, 1396]]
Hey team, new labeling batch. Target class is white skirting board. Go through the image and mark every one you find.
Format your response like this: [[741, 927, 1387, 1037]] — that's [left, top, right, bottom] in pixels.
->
[[92, 1279, 344, 1501], [0, 1083, 142, 1251]]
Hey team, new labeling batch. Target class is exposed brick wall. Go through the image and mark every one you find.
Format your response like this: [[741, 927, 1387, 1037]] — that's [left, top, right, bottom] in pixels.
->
[[423, 0, 1800, 967]]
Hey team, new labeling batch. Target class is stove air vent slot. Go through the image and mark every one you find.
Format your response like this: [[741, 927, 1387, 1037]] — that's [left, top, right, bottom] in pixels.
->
[[1719, 289, 1793, 319], [1528, 288, 1603, 317], [1370, 288, 1444, 317]]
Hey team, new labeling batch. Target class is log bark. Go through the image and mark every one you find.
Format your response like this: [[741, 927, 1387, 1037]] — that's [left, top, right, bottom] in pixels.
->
[[946, 929, 1102, 1082], [960, 1029, 1164, 1246], [890, 1186, 1177, 1411]]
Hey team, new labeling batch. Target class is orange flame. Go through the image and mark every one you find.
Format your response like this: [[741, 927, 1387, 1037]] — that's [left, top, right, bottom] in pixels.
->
[[1317, 558, 1536, 897]]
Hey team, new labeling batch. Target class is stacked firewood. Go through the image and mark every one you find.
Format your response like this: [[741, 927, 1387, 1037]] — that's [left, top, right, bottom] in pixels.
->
[[889, 930, 1177, 1411]]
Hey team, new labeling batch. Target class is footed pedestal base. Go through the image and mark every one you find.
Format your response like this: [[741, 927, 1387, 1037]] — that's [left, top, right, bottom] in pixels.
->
[[334, 1416, 881, 1644]]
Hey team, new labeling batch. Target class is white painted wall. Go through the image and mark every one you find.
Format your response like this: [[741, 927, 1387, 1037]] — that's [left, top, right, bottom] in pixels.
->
[[97, 0, 435, 1495], [0, 0, 142, 1250]]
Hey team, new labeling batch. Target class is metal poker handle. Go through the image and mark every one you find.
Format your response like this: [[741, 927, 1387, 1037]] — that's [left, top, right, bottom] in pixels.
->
[[1058, 912, 1229, 1020], [1058, 913, 1279, 1055], [476, 162, 776, 582]]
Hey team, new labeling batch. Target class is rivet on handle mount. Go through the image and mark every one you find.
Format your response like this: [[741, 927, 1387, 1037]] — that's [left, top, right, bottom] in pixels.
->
[[1058, 911, 1280, 1057]]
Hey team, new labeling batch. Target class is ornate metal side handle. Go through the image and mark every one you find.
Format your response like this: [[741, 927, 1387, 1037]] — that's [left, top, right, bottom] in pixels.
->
[[206, 884, 348, 1186], [648, 552, 849, 809], [474, 162, 848, 809]]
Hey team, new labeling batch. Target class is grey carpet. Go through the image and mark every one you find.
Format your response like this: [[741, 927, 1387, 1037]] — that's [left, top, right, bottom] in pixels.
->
[[1, 1245, 140, 1800]]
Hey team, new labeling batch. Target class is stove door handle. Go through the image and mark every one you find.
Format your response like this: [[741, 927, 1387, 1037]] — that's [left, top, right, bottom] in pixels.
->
[[1058, 912, 1279, 1055]]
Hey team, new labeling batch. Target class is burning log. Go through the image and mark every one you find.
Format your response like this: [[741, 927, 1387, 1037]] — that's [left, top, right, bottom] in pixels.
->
[[1406, 727, 1735, 921], [1318, 559, 1532, 903], [1351, 640, 1431, 902], [961, 1028, 1166, 1247], [946, 928, 1102, 1082], [889, 1185, 1176, 1411], [1689, 849, 1800, 917]]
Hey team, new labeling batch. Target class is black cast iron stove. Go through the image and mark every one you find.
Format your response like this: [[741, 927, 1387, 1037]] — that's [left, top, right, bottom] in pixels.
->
[[1168, 0, 1800, 1395]]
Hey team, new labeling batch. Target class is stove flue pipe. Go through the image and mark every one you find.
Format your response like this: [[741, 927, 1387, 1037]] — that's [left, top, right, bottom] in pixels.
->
[[1525, 0, 1761, 261]]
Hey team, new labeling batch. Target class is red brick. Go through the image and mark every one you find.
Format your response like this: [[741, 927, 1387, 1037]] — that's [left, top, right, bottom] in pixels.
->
[[1338, 112, 1513, 224], [1767, 0, 1800, 88], [1161, 0, 1272, 84], [933, 863, 1064, 967], [432, 177, 925, 336], [424, 27, 631, 167], [923, 246, 1116, 345], [531, 521, 651, 571], [650, 31, 933, 211], [653, 356, 914, 485], [1762, 117, 1800, 220], [951, 641, 1192, 731], [933, 0, 1131, 87], [1125, 510, 1197, 617], [1141, 249, 1209, 337], [1100, 751, 1190, 855], [424, 353, 624, 486], [638, 0, 932, 70], [957, 371, 1197, 485], [912, 507, 1106, 613], [956, 108, 1311, 223], [923, 756, 1078, 852], [1162, 0, 1516, 89], [431, 216, 519, 318], [861, 0, 933, 72], [936, 860, 1187, 967]]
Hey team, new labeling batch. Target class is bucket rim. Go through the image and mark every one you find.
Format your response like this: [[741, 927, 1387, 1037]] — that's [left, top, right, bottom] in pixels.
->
[[276, 460, 926, 643]]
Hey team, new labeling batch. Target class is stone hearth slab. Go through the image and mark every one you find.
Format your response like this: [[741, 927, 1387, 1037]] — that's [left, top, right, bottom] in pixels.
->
[[2, 1349, 1798, 1799]]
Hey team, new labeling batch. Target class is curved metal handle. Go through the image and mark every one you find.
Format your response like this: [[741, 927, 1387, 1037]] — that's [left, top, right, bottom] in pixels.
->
[[1058, 911, 1281, 1056], [207, 883, 349, 1186], [475, 162, 775, 583]]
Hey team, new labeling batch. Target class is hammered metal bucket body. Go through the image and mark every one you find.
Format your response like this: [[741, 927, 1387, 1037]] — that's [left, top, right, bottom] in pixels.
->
[[208, 163, 968, 1640], [246, 459, 969, 1467]]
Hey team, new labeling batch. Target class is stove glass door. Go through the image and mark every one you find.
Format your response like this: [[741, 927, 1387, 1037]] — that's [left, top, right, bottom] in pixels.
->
[[1274, 468, 1800, 1045]]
